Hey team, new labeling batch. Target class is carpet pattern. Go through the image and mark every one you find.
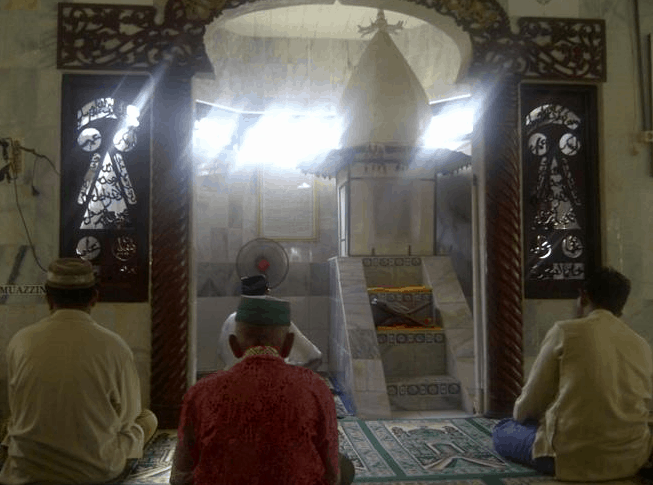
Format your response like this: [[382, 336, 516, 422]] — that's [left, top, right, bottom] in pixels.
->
[[337, 418, 538, 483], [115, 418, 653, 484], [116, 417, 542, 484]]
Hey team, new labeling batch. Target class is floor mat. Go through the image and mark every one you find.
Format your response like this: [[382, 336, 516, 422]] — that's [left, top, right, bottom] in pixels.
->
[[339, 417, 538, 482], [114, 417, 542, 484], [9, 416, 652, 485]]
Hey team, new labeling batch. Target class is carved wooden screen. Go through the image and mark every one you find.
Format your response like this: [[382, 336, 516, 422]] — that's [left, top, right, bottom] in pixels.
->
[[521, 84, 601, 299], [60, 74, 151, 302]]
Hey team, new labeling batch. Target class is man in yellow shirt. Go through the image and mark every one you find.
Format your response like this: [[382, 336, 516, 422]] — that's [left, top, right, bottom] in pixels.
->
[[492, 267, 653, 481]]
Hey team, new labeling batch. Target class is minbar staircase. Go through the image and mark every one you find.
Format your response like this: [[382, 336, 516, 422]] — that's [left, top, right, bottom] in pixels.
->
[[378, 327, 462, 411], [370, 284, 463, 412], [329, 256, 475, 418]]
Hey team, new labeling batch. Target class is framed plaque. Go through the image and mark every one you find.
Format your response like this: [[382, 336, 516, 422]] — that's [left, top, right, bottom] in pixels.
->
[[257, 168, 318, 241]]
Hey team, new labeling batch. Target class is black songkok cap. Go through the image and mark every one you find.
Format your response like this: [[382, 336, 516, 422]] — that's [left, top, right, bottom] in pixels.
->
[[240, 275, 268, 296]]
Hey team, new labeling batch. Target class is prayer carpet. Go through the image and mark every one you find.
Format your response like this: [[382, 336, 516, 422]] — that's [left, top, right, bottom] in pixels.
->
[[5, 416, 651, 484], [115, 417, 653, 484], [112, 417, 544, 484]]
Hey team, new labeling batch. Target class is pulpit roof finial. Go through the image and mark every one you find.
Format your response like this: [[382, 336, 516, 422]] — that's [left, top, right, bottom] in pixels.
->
[[357, 9, 404, 36]]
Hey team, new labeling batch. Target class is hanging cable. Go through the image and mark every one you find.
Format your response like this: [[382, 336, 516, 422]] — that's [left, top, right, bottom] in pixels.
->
[[12, 172, 47, 272], [1, 140, 59, 272], [17, 144, 59, 176]]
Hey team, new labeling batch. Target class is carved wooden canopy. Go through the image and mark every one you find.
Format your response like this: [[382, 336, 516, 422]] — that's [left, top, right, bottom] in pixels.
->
[[58, 0, 606, 82]]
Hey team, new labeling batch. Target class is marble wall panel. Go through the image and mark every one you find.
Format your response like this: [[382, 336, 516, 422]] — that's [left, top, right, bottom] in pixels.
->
[[378, 330, 447, 378], [347, 329, 380, 360], [422, 256, 467, 304], [226, 228, 243, 261], [196, 262, 241, 297], [286, 296, 310, 332], [352, 359, 386, 392], [307, 296, 330, 328], [446, 356, 475, 414], [210, 227, 229, 262], [362, 257, 424, 287], [330, 258, 391, 417], [195, 296, 240, 371], [309, 262, 330, 296], [329, 258, 354, 405], [444, 327, 474, 359], [351, 390, 391, 419], [275, 262, 310, 296], [437, 302, 473, 330], [228, 192, 243, 229], [347, 178, 435, 256]]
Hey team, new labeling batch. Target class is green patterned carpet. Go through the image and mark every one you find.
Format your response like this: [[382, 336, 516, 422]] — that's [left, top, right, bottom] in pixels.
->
[[116, 417, 550, 484]]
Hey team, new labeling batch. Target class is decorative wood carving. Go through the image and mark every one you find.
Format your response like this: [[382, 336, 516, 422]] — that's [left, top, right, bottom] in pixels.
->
[[58, 1, 606, 82], [149, 72, 193, 428], [482, 76, 524, 417], [57, 0, 212, 72], [512, 18, 606, 81], [55, 0, 608, 423], [59, 74, 152, 303]]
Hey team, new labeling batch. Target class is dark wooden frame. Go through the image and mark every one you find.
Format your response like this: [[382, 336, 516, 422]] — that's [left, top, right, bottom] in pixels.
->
[[60, 74, 152, 302], [521, 84, 601, 299], [56, 0, 608, 425]]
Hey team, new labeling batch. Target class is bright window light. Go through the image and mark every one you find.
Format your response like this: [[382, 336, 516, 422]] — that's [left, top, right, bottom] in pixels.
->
[[193, 117, 237, 158], [236, 111, 343, 170], [421, 107, 474, 150]]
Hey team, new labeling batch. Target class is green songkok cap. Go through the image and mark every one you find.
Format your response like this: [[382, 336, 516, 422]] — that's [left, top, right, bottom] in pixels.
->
[[235, 296, 291, 326]]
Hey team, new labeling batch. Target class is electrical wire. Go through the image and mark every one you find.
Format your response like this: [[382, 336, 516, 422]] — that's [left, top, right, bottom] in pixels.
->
[[12, 171, 47, 272], [0, 139, 59, 271], [18, 144, 59, 176]]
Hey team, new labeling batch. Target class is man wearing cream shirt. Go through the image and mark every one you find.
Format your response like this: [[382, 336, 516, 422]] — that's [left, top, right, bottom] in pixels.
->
[[0, 258, 157, 484], [492, 267, 653, 481]]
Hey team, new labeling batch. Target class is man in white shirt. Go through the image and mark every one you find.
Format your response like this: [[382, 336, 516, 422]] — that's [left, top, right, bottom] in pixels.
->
[[0, 258, 158, 484], [218, 275, 323, 371], [492, 267, 653, 481]]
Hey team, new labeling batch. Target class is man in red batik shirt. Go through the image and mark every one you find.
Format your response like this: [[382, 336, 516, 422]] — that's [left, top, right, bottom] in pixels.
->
[[170, 295, 354, 485]]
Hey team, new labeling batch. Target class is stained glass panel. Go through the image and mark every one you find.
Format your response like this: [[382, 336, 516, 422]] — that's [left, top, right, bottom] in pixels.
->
[[61, 75, 151, 302], [521, 85, 600, 298]]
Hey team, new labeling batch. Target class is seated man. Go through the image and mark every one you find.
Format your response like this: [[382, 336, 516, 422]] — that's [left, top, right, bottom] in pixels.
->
[[218, 275, 323, 371], [0, 258, 157, 485], [172, 295, 354, 485], [492, 267, 653, 481]]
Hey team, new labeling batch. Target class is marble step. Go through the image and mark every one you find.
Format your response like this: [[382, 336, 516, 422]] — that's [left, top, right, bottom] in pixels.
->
[[377, 328, 447, 379], [386, 374, 462, 411]]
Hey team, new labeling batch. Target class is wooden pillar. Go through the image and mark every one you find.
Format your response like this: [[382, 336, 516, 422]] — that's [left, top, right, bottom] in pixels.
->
[[483, 77, 524, 417], [150, 68, 193, 428]]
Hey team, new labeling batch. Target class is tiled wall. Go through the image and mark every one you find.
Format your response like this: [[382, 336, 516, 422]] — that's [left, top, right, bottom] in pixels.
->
[[192, 168, 338, 372], [362, 257, 423, 287], [436, 168, 472, 307], [329, 257, 392, 418]]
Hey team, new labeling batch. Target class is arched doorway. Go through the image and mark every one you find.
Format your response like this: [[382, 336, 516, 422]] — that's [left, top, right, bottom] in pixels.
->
[[57, 0, 607, 426]]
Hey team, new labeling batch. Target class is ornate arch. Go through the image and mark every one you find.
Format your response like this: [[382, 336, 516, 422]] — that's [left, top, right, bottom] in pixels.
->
[[58, 0, 605, 81], [57, 0, 607, 425]]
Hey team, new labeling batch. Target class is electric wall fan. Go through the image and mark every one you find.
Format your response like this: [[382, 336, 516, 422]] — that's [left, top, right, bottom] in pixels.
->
[[235, 238, 289, 289]]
